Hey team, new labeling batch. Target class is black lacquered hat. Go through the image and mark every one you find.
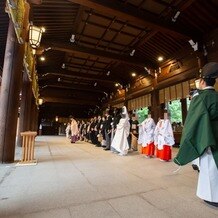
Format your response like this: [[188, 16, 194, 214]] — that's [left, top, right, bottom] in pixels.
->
[[201, 62, 218, 78]]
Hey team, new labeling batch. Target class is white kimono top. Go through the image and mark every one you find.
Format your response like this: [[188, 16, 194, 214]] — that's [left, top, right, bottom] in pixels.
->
[[154, 119, 174, 150], [141, 117, 156, 147], [138, 119, 146, 144], [71, 119, 79, 136], [111, 118, 130, 154]]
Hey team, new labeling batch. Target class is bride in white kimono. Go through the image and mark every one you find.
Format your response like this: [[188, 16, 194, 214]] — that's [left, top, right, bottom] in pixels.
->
[[111, 106, 130, 156]]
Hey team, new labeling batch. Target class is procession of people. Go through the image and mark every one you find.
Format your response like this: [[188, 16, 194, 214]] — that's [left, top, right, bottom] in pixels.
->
[[65, 105, 175, 160]]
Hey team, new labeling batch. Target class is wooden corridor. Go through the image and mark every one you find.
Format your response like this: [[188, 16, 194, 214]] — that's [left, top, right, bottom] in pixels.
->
[[0, 136, 217, 217]]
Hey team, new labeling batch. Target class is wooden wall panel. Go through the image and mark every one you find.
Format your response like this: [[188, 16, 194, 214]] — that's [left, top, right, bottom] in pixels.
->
[[135, 98, 139, 109], [164, 87, 170, 102], [189, 79, 196, 90], [159, 89, 164, 104], [147, 94, 151, 106], [176, 83, 182, 99], [170, 86, 176, 101], [142, 95, 146, 107], [182, 81, 190, 98], [113, 102, 124, 108]]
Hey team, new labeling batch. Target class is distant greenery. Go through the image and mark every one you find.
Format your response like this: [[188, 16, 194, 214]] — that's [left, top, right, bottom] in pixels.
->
[[168, 100, 182, 123], [136, 107, 148, 123], [135, 99, 190, 124]]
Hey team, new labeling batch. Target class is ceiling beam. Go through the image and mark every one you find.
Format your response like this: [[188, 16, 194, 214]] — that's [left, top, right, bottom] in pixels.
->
[[42, 41, 155, 68], [27, 0, 42, 4], [178, 0, 197, 11], [42, 97, 98, 106], [39, 72, 116, 84], [41, 89, 102, 100], [72, 5, 86, 34], [135, 30, 158, 48], [40, 84, 111, 94], [68, 0, 196, 39]]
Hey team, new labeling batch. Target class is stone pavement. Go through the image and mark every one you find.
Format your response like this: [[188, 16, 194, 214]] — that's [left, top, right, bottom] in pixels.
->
[[0, 136, 218, 218]]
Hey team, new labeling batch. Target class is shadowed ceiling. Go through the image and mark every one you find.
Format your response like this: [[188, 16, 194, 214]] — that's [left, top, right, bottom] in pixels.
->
[[0, 0, 218, 118]]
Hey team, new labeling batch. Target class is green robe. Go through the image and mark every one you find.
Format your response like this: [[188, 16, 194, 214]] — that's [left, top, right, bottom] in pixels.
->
[[174, 88, 218, 168]]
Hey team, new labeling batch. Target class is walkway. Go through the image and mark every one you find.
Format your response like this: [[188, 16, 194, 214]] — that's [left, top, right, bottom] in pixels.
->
[[0, 136, 217, 218]]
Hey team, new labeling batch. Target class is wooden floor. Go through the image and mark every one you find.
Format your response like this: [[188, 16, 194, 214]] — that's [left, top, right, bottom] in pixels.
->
[[0, 136, 217, 218]]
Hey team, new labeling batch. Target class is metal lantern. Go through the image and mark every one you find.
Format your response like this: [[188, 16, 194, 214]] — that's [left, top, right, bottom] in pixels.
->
[[29, 25, 43, 49]]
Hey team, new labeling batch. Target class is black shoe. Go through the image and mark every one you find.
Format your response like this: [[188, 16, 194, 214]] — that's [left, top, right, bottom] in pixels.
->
[[104, 148, 110, 150], [204, 200, 218, 207], [192, 164, 200, 172]]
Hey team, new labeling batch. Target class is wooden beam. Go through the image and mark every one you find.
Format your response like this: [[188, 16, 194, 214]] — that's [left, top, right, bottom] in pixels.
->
[[42, 41, 155, 68], [43, 97, 98, 106], [40, 84, 110, 94], [178, 0, 197, 11], [39, 72, 116, 84], [72, 5, 85, 34], [68, 0, 196, 39], [41, 89, 102, 100], [27, 0, 42, 4], [135, 30, 158, 48]]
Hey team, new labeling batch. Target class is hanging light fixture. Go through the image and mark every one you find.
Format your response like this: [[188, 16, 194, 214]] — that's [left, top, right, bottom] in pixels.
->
[[40, 56, 45, 61], [38, 98, 43, 105], [29, 25, 43, 49], [131, 72, 136, 77], [157, 56, 164, 62]]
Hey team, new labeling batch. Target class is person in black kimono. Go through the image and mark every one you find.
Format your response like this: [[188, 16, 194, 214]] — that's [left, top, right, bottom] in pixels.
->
[[95, 115, 102, 147], [104, 109, 113, 150]]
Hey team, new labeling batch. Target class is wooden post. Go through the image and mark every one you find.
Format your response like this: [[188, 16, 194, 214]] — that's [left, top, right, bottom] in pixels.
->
[[19, 131, 37, 165], [30, 101, 37, 131], [0, 20, 25, 163], [34, 107, 39, 132], [150, 89, 160, 123], [17, 74, 32, 147], [181, 98, 187, 124]]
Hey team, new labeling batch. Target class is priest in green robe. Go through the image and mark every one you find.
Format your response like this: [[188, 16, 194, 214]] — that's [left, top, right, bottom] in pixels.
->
[[174, 62, 218, 207]]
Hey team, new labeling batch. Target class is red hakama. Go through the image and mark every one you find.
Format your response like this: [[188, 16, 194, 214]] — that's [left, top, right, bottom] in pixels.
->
[[141, 142, 155, 157], [156, 145, 171, 161]]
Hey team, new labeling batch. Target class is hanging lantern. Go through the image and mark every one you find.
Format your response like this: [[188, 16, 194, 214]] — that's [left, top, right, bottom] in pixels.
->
[[29, 25, 43, 49]]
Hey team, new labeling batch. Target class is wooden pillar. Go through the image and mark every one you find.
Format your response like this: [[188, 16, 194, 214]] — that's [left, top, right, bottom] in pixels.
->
[[38, 109, 42, 135], [17, 74, 32, 147], [34, 107, 39, 132], [31, 104, 36, 131], [181, 98, 187, 125], [196, 42, 208, 77], [30, 100, 37, 131], [150, 89, 160, 123], [25, 92, 34, 131], [149, 73, 166, 123], [124, 89, 128, 109], [0, 20, 25, 163]]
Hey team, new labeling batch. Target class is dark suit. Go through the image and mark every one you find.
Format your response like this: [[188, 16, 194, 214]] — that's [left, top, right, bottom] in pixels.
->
[[105, 115, 112, 149]]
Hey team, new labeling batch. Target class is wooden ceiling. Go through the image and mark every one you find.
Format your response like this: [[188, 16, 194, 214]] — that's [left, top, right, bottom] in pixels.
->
[[1, 0, 218, 118]]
